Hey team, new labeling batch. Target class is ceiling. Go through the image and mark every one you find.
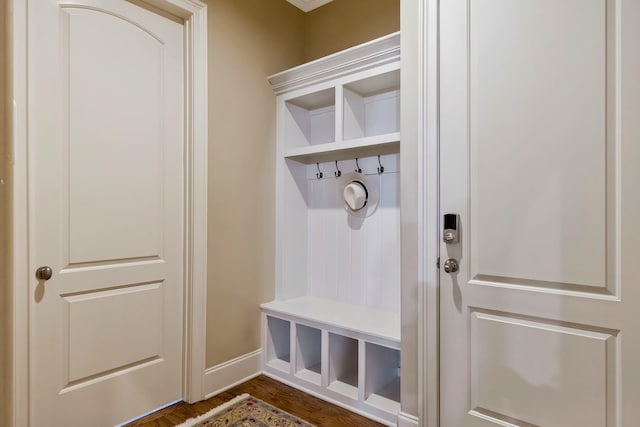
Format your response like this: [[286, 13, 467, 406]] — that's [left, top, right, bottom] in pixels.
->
[[286, 0, 334, 12]]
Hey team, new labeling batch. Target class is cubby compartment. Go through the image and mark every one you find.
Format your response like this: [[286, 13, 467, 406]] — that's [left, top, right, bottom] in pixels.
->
[[365, 343, 401, 412], [285, 88, 336, 149], [328, 333, 359, 400], [295, 324, 322, 385], [266, 316, 291, 373], [343, 69, 400, 140]]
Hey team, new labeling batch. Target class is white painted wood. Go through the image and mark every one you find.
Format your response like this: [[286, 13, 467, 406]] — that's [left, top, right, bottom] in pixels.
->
[[203, 350, 262, 399], [328, 334, 359, 399], [285, 88, 336, 148], [9, 0, 31, 425], [28, 1, 184, 425], [268, 37, 402, 424], [262, 297, 400, 344], [343, 70, 400, 140], [65, 11, 165, 264], [268, 32, 400, 95], [364, 343, 400, 410], [439, 0, 640, 426], [397, 412, 420, 427], [266, 316, 291, 371], [65, 283, 164, 382], [10, 0, 208, 424], [469, 0, 606, 289], [261, 371, 396, 427], [284, 133, 399, 164], [404, 0, 439, 422], [295, 324, 322, 385], [470, 312, 612, 427]]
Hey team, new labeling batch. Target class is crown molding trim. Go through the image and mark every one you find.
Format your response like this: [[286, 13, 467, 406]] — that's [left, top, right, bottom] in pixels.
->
[[267, 32, 400, 95]]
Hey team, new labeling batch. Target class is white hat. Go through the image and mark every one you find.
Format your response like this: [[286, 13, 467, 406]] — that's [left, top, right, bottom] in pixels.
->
[[339, 172, 379, 218]]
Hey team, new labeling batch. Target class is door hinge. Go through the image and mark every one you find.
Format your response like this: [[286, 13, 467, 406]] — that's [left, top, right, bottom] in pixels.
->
[[437, 257, 440, 269]]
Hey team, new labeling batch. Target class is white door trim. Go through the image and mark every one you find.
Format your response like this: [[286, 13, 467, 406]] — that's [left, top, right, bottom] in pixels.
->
[[417, 0, 439, 425], [400, 0, 439, 425], [8, 0, 208, 424]]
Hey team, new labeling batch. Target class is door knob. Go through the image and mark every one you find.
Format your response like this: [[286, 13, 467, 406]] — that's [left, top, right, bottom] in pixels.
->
[[443, 258, 459, 274], [35, 266, 53, 281]]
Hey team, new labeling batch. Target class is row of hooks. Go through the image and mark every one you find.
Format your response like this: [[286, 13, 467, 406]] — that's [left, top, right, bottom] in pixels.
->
[[315, 156, 385, 180]]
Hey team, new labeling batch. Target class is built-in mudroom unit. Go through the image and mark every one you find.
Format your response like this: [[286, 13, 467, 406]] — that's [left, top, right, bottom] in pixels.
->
[[261, 33, 401, 426]]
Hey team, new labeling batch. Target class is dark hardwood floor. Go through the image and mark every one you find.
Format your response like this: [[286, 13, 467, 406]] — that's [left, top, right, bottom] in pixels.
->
[[126, 375, 385, 427]]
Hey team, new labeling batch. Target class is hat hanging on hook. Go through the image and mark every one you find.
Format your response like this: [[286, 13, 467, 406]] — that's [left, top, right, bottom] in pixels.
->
[[339, 171, 379, 218]]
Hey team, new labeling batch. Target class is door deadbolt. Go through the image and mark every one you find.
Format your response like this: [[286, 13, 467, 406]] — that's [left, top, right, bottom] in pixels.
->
[[443, 214, 459, 243], [35, 266, 53, 281], [443, 258, 459, 274]]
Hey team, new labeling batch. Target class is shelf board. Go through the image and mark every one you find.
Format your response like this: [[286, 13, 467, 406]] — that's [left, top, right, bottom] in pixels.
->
[[295, 367, 322, 385], [283, 132, 400, 164], [365, 392, 401, 414], [266, 358, 290, 373], [328, 380, 359, 400], [261, 296, 400, 345]]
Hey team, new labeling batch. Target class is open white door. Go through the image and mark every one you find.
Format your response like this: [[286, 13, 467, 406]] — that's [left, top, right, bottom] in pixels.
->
[[439, 0, 640, 425], [29, 1, 184, 425]]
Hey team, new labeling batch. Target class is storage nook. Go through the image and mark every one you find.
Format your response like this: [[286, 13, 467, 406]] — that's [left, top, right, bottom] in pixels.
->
[[261, 33, 401, 426]]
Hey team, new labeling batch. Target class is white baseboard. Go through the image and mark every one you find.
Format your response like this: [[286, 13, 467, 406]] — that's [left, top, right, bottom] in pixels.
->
[[203, 349, 262, 399], [398, 411, 419, 427]]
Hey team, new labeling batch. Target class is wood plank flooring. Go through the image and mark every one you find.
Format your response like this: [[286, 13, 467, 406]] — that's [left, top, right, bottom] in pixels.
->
[[125, 375, 385, 427]]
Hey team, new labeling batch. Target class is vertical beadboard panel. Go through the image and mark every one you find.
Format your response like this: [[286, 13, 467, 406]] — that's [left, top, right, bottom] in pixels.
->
[[305, 155, 400, 313], [379, 172, 401, 313]]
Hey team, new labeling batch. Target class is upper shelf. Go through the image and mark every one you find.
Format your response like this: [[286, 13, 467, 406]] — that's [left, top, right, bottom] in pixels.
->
[[273, 36, 401, 164], [284, 133, 399, 164]]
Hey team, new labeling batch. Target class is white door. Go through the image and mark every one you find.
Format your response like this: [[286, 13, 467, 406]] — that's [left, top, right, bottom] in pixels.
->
[[29, 1, 184, 425], [439, 0, 640, 425]]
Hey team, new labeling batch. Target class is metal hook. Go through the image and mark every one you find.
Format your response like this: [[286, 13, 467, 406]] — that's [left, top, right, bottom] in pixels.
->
[[377, 155, 385, 174], [334, 160, 342, 178], [316, 163, 323, 179], [355, 158, 362, 173]]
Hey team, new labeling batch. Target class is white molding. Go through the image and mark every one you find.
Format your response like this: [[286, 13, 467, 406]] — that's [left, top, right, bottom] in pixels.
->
[[9, 0, 208, 423], [398, 412, 420, 427], [203, 350, 263, 399], [286, 0, 333, 13], [417, 0, 440, 426], [10, 0, 29, 424], [173, 0, 209, 405], [267, 32, 400, 95]]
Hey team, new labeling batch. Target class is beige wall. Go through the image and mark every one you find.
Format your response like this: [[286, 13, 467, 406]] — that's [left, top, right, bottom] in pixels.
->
[[303, 0, 400, 62], [205, 0, 305, 367]]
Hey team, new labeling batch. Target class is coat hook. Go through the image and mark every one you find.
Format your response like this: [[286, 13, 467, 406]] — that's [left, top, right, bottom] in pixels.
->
[[355, 158, 362, 173], [316, 163, 323, 179], [377, 155, 385, 174], [334, 160, 342, 178]]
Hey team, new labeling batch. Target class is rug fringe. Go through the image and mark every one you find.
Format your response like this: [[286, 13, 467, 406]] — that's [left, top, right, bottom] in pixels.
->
[[174, 393, 251, 427]]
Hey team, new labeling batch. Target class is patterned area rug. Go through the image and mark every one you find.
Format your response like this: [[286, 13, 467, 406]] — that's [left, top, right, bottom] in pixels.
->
[[175, 394, 316, 427]]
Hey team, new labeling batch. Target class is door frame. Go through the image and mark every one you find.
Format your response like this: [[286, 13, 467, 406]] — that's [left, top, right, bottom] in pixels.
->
[[8, 0, 208, 424], [399, 0, 439, 426]]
